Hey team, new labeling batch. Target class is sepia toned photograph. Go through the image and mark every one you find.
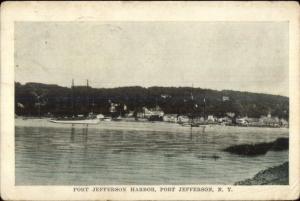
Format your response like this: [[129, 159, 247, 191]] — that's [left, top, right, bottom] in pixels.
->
[[14, 21, 290, 186], [1, 1, 299, 200]]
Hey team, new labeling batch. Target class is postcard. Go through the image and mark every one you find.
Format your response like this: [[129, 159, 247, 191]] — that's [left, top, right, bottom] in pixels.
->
[[1, 1, 299, 200]]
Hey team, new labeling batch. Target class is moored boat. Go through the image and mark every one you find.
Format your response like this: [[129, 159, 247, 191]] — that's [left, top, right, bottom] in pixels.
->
[[49, 79, 100, 125], [49, 118, 100, 124]]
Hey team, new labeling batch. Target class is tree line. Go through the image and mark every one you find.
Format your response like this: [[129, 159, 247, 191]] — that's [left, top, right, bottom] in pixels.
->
[[15, 82, 289, 119]]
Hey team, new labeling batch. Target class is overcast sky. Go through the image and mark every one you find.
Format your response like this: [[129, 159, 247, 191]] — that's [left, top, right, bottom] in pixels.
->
[[15, 22, 289, 96]]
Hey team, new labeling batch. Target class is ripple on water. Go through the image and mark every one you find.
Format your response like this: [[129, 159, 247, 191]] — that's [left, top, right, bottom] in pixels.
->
[[15, 120, 289, 185]]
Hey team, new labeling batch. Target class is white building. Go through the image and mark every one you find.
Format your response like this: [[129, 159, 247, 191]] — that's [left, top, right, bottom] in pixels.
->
[[163, 114, 178, 123], [178, 115, 189, 123]]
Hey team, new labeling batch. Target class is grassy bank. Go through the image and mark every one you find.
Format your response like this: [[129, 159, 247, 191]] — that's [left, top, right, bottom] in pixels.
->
[[235, 162, 289, 185]]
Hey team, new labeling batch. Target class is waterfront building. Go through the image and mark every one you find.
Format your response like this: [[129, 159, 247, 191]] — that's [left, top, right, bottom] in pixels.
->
[[280, 118, 289, 128], [218, 116, 232, 124], [236, 118, 249, 126], [178, 115, 189, 123], [259, 115, 280, 127], [163, 114, 178, 123], [207, 115, 215, 123]]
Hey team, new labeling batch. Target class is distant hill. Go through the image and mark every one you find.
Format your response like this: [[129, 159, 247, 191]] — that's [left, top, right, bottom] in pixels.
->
[[15, 82, 289, 119]]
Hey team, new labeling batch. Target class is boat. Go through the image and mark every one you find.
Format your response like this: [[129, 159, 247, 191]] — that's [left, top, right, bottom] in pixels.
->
[[179, 85, 208, 129], [180, 121, 206, 127], [49, 118, 100, 124], [49, 79, 100, 125], [103, 117, 112, 121], [112, 116, 122, 121]]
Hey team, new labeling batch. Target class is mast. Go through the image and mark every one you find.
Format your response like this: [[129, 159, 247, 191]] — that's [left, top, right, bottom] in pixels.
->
[[71, 79, 75, 117], [191, 84, 194, 124], [203, 96, 206, 120], [86, 79, 89, 114]]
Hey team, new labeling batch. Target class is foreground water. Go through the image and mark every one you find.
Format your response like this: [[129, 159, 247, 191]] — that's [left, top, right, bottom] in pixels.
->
[[15, 118, 288, 185]]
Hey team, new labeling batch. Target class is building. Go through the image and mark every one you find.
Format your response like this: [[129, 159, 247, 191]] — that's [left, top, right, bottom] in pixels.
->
[[163, 114, 178, 123], [280, 118, 289, 128], [259, 115, 280, 127], [136, 106, 164, 121], [236, 118, 249, 126], [207, 115, 216, 123], [218, 117, 232, 125], [222, 96, 230, 102], [178, 115, 189, 123]]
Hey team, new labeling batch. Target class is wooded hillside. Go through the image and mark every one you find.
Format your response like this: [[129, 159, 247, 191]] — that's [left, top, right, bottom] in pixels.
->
[[15, 82, 289, 119]]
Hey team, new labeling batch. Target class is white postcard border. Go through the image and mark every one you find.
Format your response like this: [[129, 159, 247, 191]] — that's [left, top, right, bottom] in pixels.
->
[[1, 1, 299, 200]]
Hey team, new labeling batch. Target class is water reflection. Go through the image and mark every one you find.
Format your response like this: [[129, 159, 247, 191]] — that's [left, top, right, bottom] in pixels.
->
[[70, 126, 75, 142], [69, 126, 89, 143]]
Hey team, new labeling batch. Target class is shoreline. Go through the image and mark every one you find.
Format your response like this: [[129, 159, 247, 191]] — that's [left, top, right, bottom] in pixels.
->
[[235, 162, 289, 185], [15, 116, 288, 129]]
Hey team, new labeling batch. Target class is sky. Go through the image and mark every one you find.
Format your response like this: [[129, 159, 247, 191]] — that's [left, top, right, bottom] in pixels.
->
[[15, 22, 289, 96]]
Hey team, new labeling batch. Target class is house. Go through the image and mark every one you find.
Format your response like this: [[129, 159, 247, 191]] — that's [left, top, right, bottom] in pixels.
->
[[218, 117, 232, 125], [280, 118, 289, 128], [144, 106, 164, 118], [136, 112, 146, 119], [222, 96, 230, 102], [236, 118, 249, 126], [149, 106, 164, 117], [207, 115, 215, 123], [259, 115, 280, 127], [178, 115, 189, 123], [161, 94, 171, 99], [246, 117, 260, 126], [163, 114, 178, 123], [191, 116, 205, 123], [137, 106, 164, 121], [226, 112, 235, 118], [126, 111, 134, 117], [96, 114, 105, 119]]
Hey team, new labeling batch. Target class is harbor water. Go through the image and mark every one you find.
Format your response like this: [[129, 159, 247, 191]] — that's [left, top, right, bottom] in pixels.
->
[[15, 118, 288, 185]]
